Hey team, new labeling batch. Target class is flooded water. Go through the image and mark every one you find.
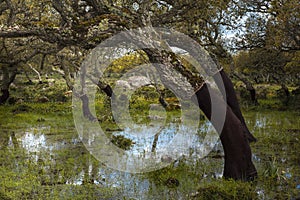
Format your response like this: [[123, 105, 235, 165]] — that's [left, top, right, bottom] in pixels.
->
[[0, 109, 299, 199]]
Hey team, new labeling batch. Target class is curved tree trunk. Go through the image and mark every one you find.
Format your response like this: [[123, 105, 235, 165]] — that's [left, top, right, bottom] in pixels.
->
[[214, 70, 257, 142], [81, 27, 258, 180], [161, 32, 256, 142], [193, 84, 257, 180], [0, 89, 9, 104], [143, 48, 257, 181]]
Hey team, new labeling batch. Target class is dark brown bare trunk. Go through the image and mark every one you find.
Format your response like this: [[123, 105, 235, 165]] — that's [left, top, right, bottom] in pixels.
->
[[144, 49, 257, 181], [214, 70, 257, 142], [193, 84, 257, 181], [272, 76, 290, 104], [0, 89, 9, 104], [95, 81, 113, 97], [0, 65, 17, 104], [40, 54, 46, 70], [249, 89, 257, 103]]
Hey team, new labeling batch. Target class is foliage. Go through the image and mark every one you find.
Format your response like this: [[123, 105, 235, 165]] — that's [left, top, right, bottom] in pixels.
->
[[0, 0, 298, 107], [234, 48, 299, 84]]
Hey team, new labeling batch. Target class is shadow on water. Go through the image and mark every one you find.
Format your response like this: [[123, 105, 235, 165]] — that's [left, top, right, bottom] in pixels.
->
[[0, 110, 299, 199]]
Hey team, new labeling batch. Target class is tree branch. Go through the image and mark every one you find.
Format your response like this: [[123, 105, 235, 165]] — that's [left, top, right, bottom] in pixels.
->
[[0, 30, 41, 38]]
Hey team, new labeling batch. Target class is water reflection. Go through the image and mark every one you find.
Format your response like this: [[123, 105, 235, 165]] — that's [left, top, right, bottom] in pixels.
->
[[3, 110, 300, 199], [12, 120, 222, 198], [22, 131, 47, 152], [254, 114, 267, 128], [111, 121, 219, 161]]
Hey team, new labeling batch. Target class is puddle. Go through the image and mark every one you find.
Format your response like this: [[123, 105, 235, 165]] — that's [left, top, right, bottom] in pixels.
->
[[1, 110, 299, 199]]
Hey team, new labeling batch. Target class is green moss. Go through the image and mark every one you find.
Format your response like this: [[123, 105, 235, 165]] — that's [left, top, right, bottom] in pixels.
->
[[111, 135, 133, 150], [191, 180, 257, 200]]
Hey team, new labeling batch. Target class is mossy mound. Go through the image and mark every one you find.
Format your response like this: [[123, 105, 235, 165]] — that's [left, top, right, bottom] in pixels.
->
[[191, 181, 257, 200]]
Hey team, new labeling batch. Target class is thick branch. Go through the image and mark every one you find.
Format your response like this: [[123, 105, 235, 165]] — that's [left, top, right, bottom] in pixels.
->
[[0, 30, 41, 38]]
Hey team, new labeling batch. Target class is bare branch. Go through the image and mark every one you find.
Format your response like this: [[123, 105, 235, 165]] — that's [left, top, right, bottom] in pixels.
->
[[28, 63, 42, 83]]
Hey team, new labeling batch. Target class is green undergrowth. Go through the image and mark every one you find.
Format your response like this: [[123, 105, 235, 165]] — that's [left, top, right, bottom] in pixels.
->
[[0, 102, 73, 129], [236, 83, 300, 111], [191, 179, 257, 200], [0, 102, 299, 199], [0, 78, 299, 199], [9, 74, 70, 103]]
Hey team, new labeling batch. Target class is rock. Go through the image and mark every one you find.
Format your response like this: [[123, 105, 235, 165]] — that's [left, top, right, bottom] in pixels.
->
[[127, 76, 151, 88], [10, 83, 18, 90], [16, 99, 24, 104], [115, 76, 152, 91], [161, 155, 173, 163], [148, 115, 165, 120], [47, 78, 56, 87], [115, 80, 131, 91], [64, 90, 72, 97], [37, 96, 49, 103]]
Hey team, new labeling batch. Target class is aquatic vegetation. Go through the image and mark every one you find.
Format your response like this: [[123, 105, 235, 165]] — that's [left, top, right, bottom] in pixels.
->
[[111, 135, 134, 150], [0, 101, 299, 199]]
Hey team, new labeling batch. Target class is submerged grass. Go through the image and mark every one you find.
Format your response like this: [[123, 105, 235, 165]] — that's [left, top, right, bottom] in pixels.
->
[[0, 98, 299, 199], [245, 110, 300, 199], [0, 103, 120, 199]]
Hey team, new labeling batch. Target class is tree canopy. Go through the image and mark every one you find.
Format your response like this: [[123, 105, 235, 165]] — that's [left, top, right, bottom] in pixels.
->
[[0, 0, 299, 103]]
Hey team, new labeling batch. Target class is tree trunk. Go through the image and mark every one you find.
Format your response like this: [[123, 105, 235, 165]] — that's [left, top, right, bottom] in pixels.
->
[[193, 84, 257, 180], [28, 64, 42, 84], [0, 65, 17, 105], [281, 84, 290, 98], [0, 89, 9, 104], [80, 94, 97, 121], [144, 49, 257, 181], [280, 83, 290, 105], [233, 72, 258, 105], [214, 70, 257, 142], [161, 32, 256, 142], [272, 75, 290, 105]]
